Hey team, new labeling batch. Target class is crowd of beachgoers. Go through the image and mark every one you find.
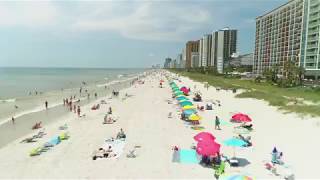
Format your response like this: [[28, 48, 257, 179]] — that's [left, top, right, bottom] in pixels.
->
[[0, 70, 319, 179]]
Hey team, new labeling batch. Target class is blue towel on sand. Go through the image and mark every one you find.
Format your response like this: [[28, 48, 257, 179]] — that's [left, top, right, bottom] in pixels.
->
[[49, 136, 61, 145], [179, 149, 199, 164]]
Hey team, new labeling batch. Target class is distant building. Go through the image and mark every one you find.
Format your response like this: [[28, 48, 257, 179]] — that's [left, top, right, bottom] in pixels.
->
[[199, 34, 212, 67], [186, 41, 200, 68], [212, 28, 238, 73], [229, 53, 254, 70], [182, 48, 187, 69], [191, 52, 200, 68], [164, 58, 172, 68], [177, 53, 183, 68], [254, 0, 320, 79]]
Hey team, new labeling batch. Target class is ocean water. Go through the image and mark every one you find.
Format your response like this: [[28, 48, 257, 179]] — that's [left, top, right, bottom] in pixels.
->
[[0, 67, 145, 124], [0, 67, 146, 147]]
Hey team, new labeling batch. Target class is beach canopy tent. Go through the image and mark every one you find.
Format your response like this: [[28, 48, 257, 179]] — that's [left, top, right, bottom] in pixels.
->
[[194, 132, 216, 142], [189, 114, 201, 121], [231, 113, 252, 123], [196, 142, 220, 156], [183, 105, 196, 110]]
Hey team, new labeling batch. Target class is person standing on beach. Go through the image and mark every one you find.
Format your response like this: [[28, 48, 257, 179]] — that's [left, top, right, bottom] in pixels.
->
[[69, 101, 73, 112], [94, 92, 97, 99], [74, 104, 76, 113], [45, 101, 48, 110], [215, 116, 221, 130], [11, 117, 15, 124], [77, 106, 81, 117]]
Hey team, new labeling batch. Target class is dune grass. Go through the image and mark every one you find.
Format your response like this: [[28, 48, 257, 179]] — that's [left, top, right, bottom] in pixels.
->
[[170, 70, 320, 117]]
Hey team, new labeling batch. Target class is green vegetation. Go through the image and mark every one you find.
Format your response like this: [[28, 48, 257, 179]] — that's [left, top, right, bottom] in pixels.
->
[[170, 69, 320, 117]]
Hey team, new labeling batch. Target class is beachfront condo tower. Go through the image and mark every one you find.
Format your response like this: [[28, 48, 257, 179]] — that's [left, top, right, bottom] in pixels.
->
[[211, 28, 238, 73], [254, 0, 320, 79], [185, 40, 200, 68]]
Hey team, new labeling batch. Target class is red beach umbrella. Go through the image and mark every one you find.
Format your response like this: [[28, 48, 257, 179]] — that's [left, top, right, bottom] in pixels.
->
[[180, 87, 189, 93], [231, 113, 252, 123], [196, 142, 220, 156], [194, 132, 216, 143]]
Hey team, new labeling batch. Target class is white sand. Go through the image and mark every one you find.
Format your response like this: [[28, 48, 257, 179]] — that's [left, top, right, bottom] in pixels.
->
[[0, 71, 319, 179]]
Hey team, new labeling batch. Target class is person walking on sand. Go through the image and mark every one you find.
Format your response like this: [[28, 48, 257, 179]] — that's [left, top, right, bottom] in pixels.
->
[[45, 101, 48, 110], [74, 104, 76, 113], [77, 106, 81, 117], [94, 92, 97, 99], [11, 117, 15, 124], [215, 116, 221, 130]]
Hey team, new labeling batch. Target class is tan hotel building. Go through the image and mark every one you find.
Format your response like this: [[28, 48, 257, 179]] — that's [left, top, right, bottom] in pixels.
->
[[254, 0, 320, 79]]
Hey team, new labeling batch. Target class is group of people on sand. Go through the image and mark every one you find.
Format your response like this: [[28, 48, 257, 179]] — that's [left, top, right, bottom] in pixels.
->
[[63, 96, 81, 117], [92, 129, 126, 160]]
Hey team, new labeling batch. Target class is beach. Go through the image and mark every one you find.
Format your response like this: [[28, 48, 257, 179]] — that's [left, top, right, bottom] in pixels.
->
[[0, 70, 319, 179]]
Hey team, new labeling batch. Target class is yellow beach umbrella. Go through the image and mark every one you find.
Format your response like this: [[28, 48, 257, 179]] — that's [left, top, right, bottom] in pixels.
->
[[189, 114, 201, 121], [183, 105, 195, 110]]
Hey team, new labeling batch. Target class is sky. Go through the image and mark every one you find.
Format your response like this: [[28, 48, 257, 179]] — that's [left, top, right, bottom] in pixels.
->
[[0, 0, 288, 68]]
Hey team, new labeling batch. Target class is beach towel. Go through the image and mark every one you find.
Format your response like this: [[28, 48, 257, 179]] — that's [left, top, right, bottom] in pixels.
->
[[179, 149, 200, 164], [101, 139, 126, 159], [49, 136, 61, 145], [191, 126, 205, 130]]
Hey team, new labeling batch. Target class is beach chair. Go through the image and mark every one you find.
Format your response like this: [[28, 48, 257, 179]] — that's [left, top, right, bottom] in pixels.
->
[[59, 132, 70, 140], [29, 147, 42, 156], [214, 161, 225, 177]]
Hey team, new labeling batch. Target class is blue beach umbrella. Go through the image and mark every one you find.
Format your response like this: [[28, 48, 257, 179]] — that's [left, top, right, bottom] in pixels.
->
[[176, 97, 187, 101], [180, 101, 193, 107], [223, 138, 247, 158], [183, 109, 196, 116]]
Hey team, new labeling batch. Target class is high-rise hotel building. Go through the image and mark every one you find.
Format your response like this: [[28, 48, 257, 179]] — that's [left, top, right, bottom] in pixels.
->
[[254, 0, 320, 79]]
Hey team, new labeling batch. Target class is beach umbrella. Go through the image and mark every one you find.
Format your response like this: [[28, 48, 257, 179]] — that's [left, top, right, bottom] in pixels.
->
[[175, 92, 184, 96], [194, 132, 216, 142], [196, 142, 220, 156], [178, 99, 190, 103], [180, 101, 193, 107], [189, 114, 201, 121], [221, 175, 253, 180], [183, 105, 196, 110], [180, 86, 189, 92], [182, 109, 196, 116], [231, 113, 252, 123], [172, 87, 179, 91], [176, 96, 187, 100], [223, 138, 247, 157]]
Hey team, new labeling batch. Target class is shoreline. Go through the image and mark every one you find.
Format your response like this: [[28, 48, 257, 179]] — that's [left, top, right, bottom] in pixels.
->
[[0, 74, 143, 148], [0, 72, 144, 126]]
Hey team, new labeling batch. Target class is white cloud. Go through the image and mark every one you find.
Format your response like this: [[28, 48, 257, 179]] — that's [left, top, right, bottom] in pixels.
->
[[148, 53, 155, 57], [0, 2, 59, 28], [70, 2, 212, 41]]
